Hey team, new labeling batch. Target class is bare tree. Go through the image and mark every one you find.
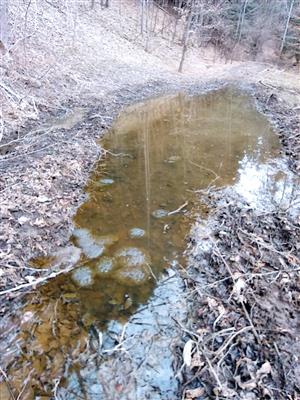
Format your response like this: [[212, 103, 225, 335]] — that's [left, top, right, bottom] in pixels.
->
[[137, 0, 300, 64], [280, 0, 296, 54], [140, 0, 145, 34], [236, 0, 248, 44], [178, 2, 193, 72], [100, 0, 110, 8], [0, 0, 9, 51]]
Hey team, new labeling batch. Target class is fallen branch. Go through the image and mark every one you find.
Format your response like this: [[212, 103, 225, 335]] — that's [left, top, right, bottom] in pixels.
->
[[0, 266, 73, 296], [189, 160, 219, 180], [103, 148, 132, 158], [0, 366, 17, 400], [168, 201, 188, 216], [0, 81, 21, 102]]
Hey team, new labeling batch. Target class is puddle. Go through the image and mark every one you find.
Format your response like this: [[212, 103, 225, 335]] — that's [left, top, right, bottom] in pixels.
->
[[0, 88, 284, 399], [235, 157, 300, 214]]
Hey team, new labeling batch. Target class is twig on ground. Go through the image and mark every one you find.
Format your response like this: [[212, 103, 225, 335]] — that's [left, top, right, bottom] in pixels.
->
[[0, 81, 21, 102], [102, 323, 129, 355], [241, 301, 261, 344], [0, 366, 17, 400], [212, 242, 235, 281], [0, 127, 52, 150], [0, 266, 74, 296], [189, 160, 219, 180], [16, 370, 33, 400], [103, 148, 132, 158], [168, 201, 188, 216]]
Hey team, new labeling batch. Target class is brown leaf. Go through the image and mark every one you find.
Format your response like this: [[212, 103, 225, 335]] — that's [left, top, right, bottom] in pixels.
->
[[191, 353, 204, 369], [185, 387, 204, 399], [257, 361, 272, 378], [183, 339, 194, 367]]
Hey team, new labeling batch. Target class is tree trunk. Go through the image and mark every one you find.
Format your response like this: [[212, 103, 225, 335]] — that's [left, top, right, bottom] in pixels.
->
[[140, 0, 145, 35], [0, 0, 9, 50], [280, 0, 295, 54], [100, 0, 109, 8], [145, 0, 150, 51], [178, 6, 193, 73], [237, 0, 248, 44]]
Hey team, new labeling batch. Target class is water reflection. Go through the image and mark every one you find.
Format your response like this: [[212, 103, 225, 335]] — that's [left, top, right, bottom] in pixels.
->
[[236, 157, 300, 213], [0, 88, 281, 399]]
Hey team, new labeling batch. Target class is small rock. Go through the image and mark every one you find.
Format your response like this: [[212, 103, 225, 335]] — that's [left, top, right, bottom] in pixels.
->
[[54, 246, 81, 267], [37, 195, 50, 203], [115, 266, 149, 285], [113, 247, 151, 285], [73, 229, 118, 259], [72, 228, 105, 258], [124, 296, 133, 310], [165, 155, 181, 163], [21, 311, 34, 324]]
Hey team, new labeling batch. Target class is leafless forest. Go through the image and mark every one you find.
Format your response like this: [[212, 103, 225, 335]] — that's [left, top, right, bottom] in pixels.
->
[[2, 0, 300, 63], [140, 0, 300, 67]]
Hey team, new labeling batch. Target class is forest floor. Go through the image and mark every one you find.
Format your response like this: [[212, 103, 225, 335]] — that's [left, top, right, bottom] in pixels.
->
[[0, 1, 299, 399]]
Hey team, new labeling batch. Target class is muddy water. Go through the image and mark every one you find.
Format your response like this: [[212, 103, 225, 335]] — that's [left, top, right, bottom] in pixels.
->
[[0, 88, 280, 399]]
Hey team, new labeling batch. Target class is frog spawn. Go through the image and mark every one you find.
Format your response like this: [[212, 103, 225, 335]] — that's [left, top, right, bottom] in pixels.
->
[[129, 228, 145, 238], [72, 229, 119, 259], [114, 247, 151, 285], [71, 246, 151, 288], [72, 266, 93, 287]]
